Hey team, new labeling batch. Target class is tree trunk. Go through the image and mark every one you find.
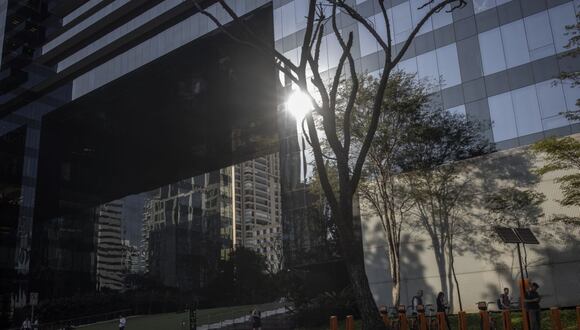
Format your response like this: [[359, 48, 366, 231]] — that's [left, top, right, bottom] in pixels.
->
[[388, 247, 401, 306], [432, 240, 448, 295], [338, 198, 386, 330], [449, 247, 463, 311], [392, 279, 401, 307]]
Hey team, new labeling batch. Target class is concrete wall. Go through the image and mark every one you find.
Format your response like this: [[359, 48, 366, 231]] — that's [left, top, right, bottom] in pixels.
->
[[362, 134, 580, 312]]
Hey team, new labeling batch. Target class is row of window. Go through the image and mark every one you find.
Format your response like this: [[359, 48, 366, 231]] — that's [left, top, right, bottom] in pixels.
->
[[489, 79, 579, 142], [281, 1, 577, 91], [479, 3, 577, 76]]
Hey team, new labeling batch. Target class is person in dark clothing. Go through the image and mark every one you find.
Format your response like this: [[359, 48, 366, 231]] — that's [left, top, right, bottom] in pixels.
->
[[251, 309, 262, 330], [436, 292, 451, 330], [525, 282, 541, 330], [499, 287, 512, 310], [411, 290, 424, 315]]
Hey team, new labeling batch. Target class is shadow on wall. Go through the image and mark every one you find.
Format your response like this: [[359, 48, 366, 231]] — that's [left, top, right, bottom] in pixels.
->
[[363, 145, 580, 312]]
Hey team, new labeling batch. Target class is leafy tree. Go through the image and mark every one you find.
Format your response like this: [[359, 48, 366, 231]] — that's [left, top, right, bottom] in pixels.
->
[[402, 110, 490, 311], [204, 248, 277, 306], [349, 72, 430, 306], [196, 1, 468, 327], [531, 136, 580, 224]]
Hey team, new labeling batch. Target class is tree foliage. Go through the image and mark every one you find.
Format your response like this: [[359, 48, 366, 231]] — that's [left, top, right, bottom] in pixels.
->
[[531, 136, 580, 223], [485, 187, 545, 228]]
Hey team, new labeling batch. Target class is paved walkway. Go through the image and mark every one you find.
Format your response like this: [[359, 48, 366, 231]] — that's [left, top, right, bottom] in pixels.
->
[[199, 306, 290, 329]]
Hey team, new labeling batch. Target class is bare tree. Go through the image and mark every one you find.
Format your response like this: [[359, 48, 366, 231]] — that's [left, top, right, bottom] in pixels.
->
[[194, 0, 466, 327]]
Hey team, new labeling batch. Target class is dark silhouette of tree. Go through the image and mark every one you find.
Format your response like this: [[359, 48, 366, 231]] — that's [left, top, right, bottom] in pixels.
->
[[194, 1, 467, 327]]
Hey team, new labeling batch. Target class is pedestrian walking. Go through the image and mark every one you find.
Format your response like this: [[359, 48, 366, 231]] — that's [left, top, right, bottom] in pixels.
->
[[21, 317, 31, 330], [251, 309, 261, 330], [411, 290, 424, 315], [524, 282, 541, 330], [119, 315, 127, 330], [436, 292, 451, 330]]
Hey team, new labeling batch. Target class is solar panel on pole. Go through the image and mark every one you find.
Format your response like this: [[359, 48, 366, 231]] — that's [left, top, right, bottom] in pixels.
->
[[514, 228, 540, 245], [494, 227, 522, 243]]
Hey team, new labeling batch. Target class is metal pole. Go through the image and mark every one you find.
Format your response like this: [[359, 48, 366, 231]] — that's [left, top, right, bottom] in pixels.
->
[[517, 243, 529, 330]]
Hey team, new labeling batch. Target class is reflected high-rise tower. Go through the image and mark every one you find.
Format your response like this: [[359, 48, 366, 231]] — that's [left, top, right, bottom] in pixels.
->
[[143, 170, 233, 290], [96, 201, 124, 291], [234, 153, 282, 271]]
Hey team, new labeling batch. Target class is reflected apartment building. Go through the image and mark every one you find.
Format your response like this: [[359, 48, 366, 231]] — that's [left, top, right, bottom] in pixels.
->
[[1, 0, 580, 324], [140, 153, 282, 290]]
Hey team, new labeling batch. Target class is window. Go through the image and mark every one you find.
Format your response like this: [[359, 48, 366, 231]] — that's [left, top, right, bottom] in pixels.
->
[[326, 32, 343, 70], [392, 2, 412, 43], [563, 81, 580, 113], [280, 2, 297, 39], [479, 28, 506, 76], [436, 43, 461, 88], [524, 11, 555, 61], [374, 12, 392, 43], [536, 79, 567, 119], [473, 0, 496, 14], [397, 57, 418, 77], [358, 19, 379, 57], [410, 0, 432, 35], [500, 20, 529, 68], [489, 92, 518, 142], [473, 0, 511, 14], [294, 0, 309, 31], [432, 6, 452, 30], [548, 3, 577, 53], [511, 86, 543, 136], [417, 50, 438, 86]]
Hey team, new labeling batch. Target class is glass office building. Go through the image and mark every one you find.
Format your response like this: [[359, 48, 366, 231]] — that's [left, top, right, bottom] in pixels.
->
[[0, 0, 578, 325]]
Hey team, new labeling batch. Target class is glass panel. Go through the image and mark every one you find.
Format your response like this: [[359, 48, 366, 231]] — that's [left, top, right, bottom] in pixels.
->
[[436, 43, 461, 88], [358, 19, 379, 57], [374, 11, 393, 45], [417, 50, 439, 87], [489, 92, 518, 141], [326, 32, 343, 70], [410, 0, 433, 35], [473, 0, 496, 14], [524, 11, 555, 61], [536, 79, 567, 119], [511, 85, 543, 136], [542, 116, 570, 130], [432, 6, 453, 30], [397, 57, 418, 77], [479, 28, 506, 76], [280, 2, 297, 39], [294, 0, 309, 31], [500, 20, 530, 69], [392, 2, 413, 43], [548, 2, 577, 53], [562, 81, 580, 112]]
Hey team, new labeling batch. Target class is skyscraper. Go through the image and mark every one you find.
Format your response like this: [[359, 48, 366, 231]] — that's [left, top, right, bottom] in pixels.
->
[[96, 201, 124, 291], [234, 153, 283, 270]]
